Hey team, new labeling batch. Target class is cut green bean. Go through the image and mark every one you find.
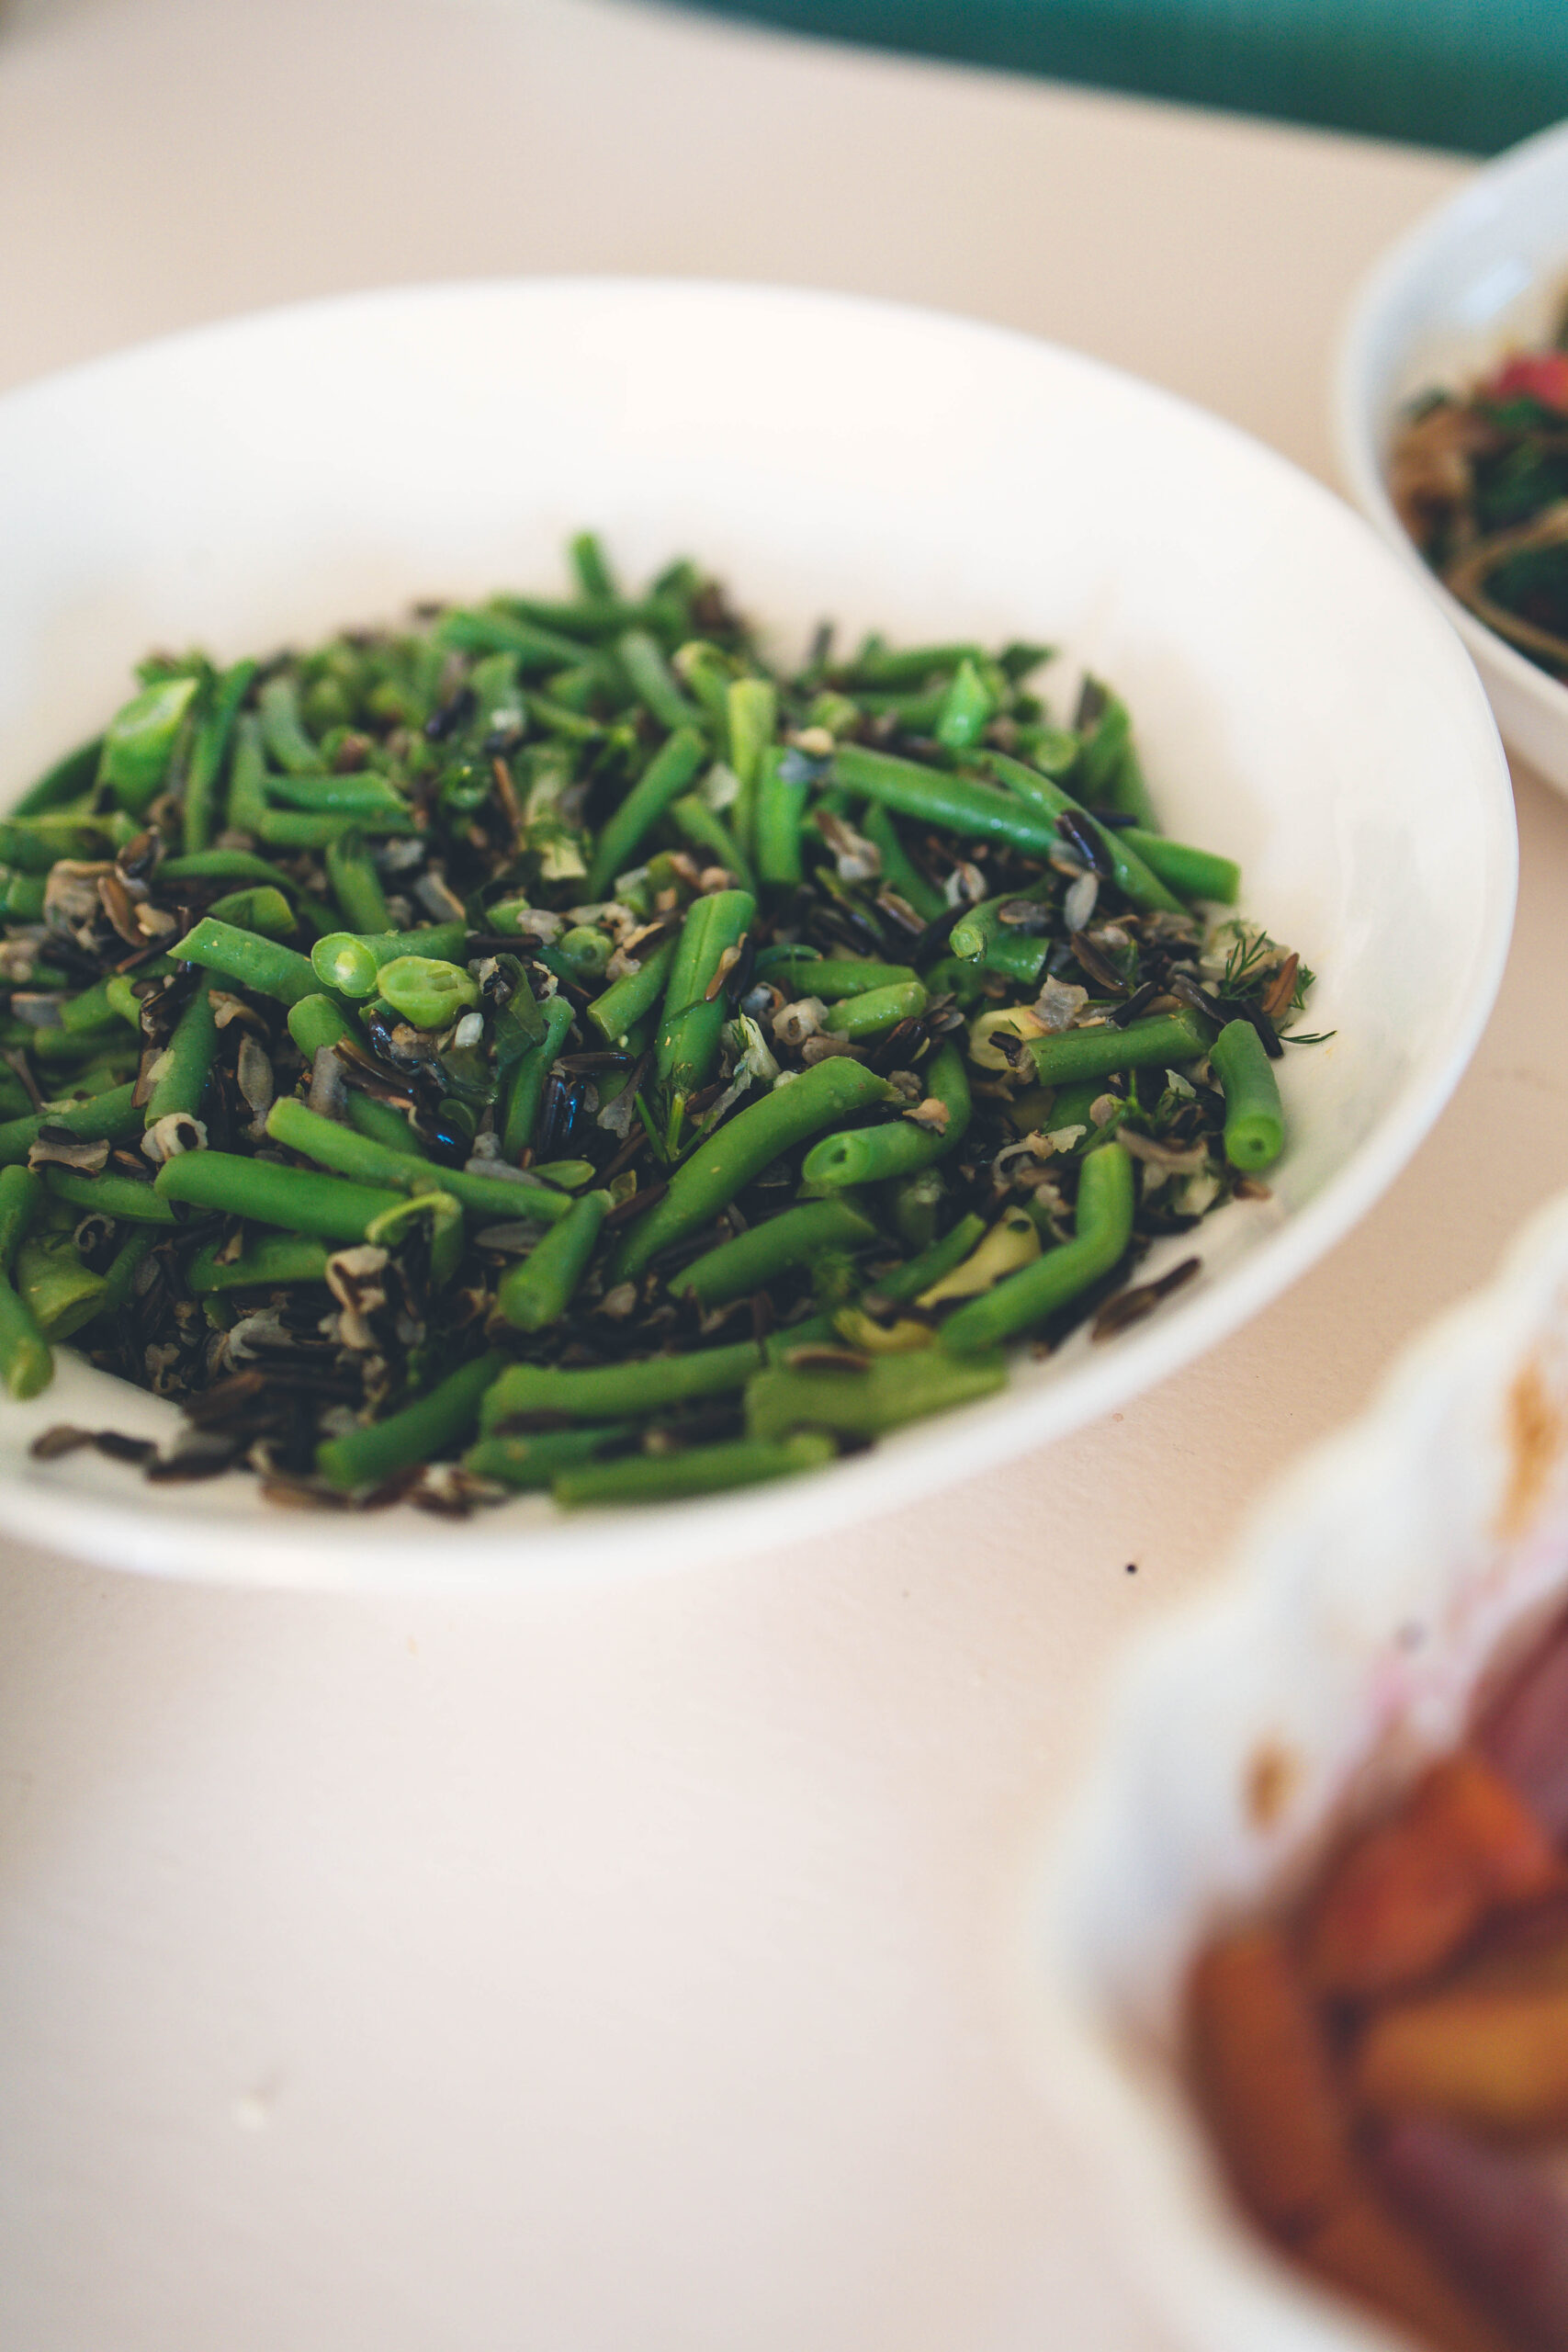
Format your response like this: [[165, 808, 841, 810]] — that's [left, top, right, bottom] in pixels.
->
[[830, 741, 1061, 857], [99, 675, 198, 816], [324, 830, 392, 933], [745, 1347, 1007, 1442], [480, 1338, 762, 1431], [502, 993, 576, 1159], [264, 1096, 572, 1224], [554, 1430, 835, 1508], [655, 888, 756, 1124], [822, 980, 927, 1039], [496, 1190, 610, 1329], [316, 1349, 502, 1491], [463, 1422, 636, 1488], [16, 1230, 107, 1340], [45, 1167, 179, 1224], [183, 658, 257, 852], [725, 676, 777, 858], [586, 726, 706, 898], [1209, 1018, 1285, 1170], [0, 1166, 51, 1396], [377, 955, 479, 1029], [613, 1056, 893, 1282], [615, 630, 700, 733], [587, 936, 677, 1047], [203, 885, 298, 938], [168, 916, 321, 1007], [983, 752, 1183, 915], [871, 1212, 987, 1304], [1077, 689, 1159, 830], [156, 1149, 408, 1240], [345, 1091, 420, 1154], [801, 1040, 970, 1189], [287, 993, 357, 1060], [266, 769, 408, 816], [187, 1232, 332, 1293], [760, 956, 918, 1001], [257, 675, 321, 774], [860, 803, 947, 922], [1121, 828, 1241, 906], [673, 1196, 878, 1309], [670, 795, 758, 895], [934, 656, 994, 752], [1025, 1012, 1212, 1089], [939, 1141, 1134, 1353], [13, 735, 101, 818], [0, 1084, 141, 1168], [145, 974, 220, 1126], [754, 748, 810, 889]]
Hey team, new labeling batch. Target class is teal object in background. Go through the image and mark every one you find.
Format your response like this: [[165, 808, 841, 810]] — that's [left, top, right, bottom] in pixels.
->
[[674, 0, 1568, 154]]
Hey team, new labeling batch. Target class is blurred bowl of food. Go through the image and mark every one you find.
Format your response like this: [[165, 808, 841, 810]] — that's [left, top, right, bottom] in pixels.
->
[[1033, 1184, 1568, 2352], [1337, 118, 1568, 794], [0, 277, 1516, 1587]]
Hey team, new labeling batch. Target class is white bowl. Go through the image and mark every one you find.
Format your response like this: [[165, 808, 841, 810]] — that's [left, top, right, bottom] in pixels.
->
[[1034, 1185, 1568, 2352], [0, 279, 1516, 1588], [1336, 118, 1568, 794]]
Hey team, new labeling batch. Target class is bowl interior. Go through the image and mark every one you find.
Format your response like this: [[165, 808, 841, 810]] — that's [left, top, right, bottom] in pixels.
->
[[1336, 120, 1568, 786], [0, 279, 1516, 1585]]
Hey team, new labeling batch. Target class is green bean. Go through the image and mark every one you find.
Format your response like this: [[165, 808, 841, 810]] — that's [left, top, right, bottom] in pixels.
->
[[836, 640, 981, 687], [587, 936, 676, 1047], [801, 1040, 970, 1189], [265, 769, 409, 817], [203, 885, 297, 938], [673, 1197, 878, 1309], [726, 676, 776, 858], [288, 993, 358, 1060], [0, 808, 120, 873], [12, 734, 101, 817], [615, 629, 698, 731], [1077, 689, 1158, 830], [870, 1212, 987, 1304], [1120, 828, 1240, 906], [569, 531, 616, 602], [45, 1167, 178, 1224], [496, 1190, 610, 1329], [156, 1149, 408, 1240], [1024, 1012, 1212, 1089], [0, 869, 48, 922], [938, 1141, 1134, 1353], [611, 1057, 893, 1281], [983, 753, 1183, 915], [829, 741, 1069, 860], [376, 956, 479, 1029], [324, 830, 392, 933], [760, 955, 918, 1001], [950, 897, 1026, 962], [183, 658, 256, 852], [256, 675, 321, 774], [168, 916, 321, 1006], [345, 1092, 420, 1154], [316, 1349, 502, 1491], [655, 888, 756, 1125], [480, 1338, 762, 1431], [99, 674, 199, 816], [554, 1430, 835, 1507], [860, 804, 946, 922], [670, 795, 758, 895], [145, 974, 220, 1125], [754, 748, 810, 889], [435, 607, 600, 672], [0, 1083, 141, 1168], [16, 1229, 107, 1340], [311, 932, 379, 996], [934, 656, 994, 752], [671, 641, 733, 729], [822, 980, 927, 1039], [976, 932, 1049, 987], [0, 1166, 51, 1396], [1209, 1018, 1285, 1170], [59, 977, 123, 1034], [226, 712, 270, 831], [187, 1232, 331, 1293], [463, 1423, 636, 1488], [264, 1096, 571, 1224], [95, 1227, 157, 1318], [744, 1346, 1007, 1442], [586, 726, 705, 897], [502, 993, 575, 1158], [160, 849, 301, 889]]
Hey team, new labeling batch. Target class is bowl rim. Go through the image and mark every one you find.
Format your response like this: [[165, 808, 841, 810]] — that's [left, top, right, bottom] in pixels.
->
[[0, 273, 1521, 1588], [1333, 117, 1568, 740]]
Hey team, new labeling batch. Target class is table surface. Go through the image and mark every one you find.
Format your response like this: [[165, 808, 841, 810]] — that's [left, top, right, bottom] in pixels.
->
[[0, 4, 1539, 2347]]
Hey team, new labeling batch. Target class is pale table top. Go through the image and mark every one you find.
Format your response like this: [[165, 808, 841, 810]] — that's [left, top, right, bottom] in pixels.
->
[[0, 4, 1540, 2346]]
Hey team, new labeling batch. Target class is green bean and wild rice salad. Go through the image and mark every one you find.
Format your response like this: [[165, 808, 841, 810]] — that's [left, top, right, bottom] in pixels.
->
[[0, 536, 1322, 1512]]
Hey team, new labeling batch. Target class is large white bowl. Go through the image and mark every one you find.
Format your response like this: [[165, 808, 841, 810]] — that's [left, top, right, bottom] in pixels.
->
[[1336, 118, 1568, 795], [0, 279, 1516, 1588], [1034, 1186, 1568, 2352]]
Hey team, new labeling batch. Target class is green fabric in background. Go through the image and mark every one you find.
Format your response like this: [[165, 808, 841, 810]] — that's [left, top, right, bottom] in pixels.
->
[[672, 0, 1568, 153]]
